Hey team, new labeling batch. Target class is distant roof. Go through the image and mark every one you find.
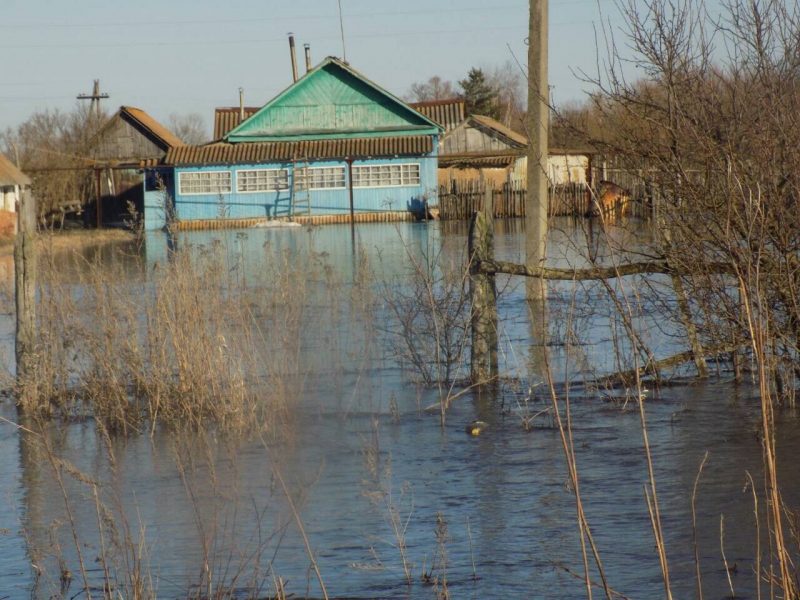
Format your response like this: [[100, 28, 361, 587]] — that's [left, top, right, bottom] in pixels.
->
[[439, 155, 517, 169], [165, 135, 433, 166], [214, 107, 260, 140], [470, 115, 529, 147], [410, 99, 465, 132], [119, 106, 185, 149], [0, 152, 31, 187]]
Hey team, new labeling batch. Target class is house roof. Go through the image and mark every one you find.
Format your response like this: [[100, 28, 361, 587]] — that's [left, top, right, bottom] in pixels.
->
[[118, 106, 185, 149], [0, 152, 31, 187], [469, 115, 529, 147], [439, 155, 517, 169], [88, 106, 185, 156], [164, 135, 433, 166], [410, 99, 465, 132], [226, 57, 442, 142], [214, 107, 260, 140]]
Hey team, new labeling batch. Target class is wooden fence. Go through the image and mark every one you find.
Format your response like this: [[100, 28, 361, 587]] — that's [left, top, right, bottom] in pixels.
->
[[437, 180, 592, 220], [437, 179, 654, 221]]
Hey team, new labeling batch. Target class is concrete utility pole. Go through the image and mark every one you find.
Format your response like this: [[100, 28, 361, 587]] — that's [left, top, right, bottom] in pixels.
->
[[77, 79, 109, 122], [526, 0, 549, 301]]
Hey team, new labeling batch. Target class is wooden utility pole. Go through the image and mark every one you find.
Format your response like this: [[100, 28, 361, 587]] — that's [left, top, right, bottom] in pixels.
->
[[526, 0, 549, 300], [469, 211, 498, 384], [14, 187, 36, 409], [77, 79, 109, 122]]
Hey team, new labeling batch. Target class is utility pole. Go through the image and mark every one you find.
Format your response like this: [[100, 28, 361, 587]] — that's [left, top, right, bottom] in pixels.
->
[[77, 79, 109, 122], [526, 0, 549, 301], [15, 186, 36, 411]]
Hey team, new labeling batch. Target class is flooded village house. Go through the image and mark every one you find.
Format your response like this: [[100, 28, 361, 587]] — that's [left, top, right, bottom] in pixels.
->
[[0, 152, 31, 237], [144, 56, 442, 230]]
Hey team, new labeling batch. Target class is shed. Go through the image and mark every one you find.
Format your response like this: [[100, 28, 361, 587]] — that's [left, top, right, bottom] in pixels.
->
[[0, 152, 32, 236], [147, 57, 442, 230], [438, 115, 595, 187], [86, 106, 184, 225]]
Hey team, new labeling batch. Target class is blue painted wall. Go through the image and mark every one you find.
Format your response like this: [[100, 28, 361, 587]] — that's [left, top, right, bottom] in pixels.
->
[[143, 168, 175, 230], [146, 140, 438, 229]]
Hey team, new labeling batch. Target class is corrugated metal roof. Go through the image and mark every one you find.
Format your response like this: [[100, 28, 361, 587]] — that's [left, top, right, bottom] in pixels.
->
[[0, 152, 32, 187], [165, 135, 433, 166], [439, 155, 517, 169], [120, 106, 185, 149], [213, 107, 260, 140], [410, 99, 465, 132], [470, 115, 528, 147]]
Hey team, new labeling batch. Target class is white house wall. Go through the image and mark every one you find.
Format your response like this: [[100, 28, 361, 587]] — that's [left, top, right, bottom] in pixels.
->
[[548, 155, 590, 185]]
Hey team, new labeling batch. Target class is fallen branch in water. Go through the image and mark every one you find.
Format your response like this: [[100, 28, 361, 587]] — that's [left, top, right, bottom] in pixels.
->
[[550, 561, 632, 600], [592, 343, 746, 387], [478, 259, 733, 280]]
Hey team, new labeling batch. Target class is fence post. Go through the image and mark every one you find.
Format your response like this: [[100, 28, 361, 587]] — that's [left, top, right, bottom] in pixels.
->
[[15, 186, 36, 410], [469, 211, 498, 384]]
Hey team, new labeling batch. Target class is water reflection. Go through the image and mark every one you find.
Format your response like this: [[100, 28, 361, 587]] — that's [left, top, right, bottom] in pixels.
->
[[0, 219, 793, 599]]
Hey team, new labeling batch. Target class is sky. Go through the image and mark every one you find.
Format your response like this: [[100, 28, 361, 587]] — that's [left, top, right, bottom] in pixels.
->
[[0, 0, 623, 136]]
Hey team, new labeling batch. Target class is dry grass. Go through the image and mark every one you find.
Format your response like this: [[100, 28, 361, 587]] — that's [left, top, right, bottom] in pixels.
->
[[0, 228, 135, 258], [11, 231, 347, 438]]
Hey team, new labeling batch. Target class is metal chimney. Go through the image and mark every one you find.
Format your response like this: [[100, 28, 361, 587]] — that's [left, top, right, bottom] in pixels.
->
[[288, 33, 299, 82], [239, 87, 245, 121], [304, 43, 311, 72]]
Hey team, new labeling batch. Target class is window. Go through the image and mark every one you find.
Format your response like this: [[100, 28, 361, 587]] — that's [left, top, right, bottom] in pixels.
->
[[237, 169, 289, 193], [178, 171, 232, 195], [295, 166, 346, 190], [352, 163, 421, 188]]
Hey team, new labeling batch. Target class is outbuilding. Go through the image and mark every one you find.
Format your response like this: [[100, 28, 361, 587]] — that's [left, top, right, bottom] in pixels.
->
[[0, 152, 32, 237]]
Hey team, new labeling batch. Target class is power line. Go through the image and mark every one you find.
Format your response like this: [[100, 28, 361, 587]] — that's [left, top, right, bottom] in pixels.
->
[[0, 0, 614, 31], [0, 25, 530, 50], [0, 4, 528, 30]]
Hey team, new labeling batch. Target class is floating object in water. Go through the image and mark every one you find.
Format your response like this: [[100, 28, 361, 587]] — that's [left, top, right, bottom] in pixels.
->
[[252, 220, 301, 228], [466, 421, 488, 436]]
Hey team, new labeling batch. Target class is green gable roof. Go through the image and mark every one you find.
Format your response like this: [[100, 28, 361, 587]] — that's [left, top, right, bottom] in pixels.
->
[[226, 57, 442, 142]]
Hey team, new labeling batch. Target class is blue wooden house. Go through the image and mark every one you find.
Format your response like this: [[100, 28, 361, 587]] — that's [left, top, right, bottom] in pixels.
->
[[144, 57, 442, 230]]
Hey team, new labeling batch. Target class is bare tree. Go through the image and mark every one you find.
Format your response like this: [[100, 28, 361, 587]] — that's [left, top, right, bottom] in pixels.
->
[[486, 60, 526, 130], [1, 104, 104, 225], [167, 113, 208, 145], [406, 76, 458, 102]]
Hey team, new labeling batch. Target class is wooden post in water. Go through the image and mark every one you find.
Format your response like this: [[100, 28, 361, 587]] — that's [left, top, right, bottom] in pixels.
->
[[469, 211, 498, 384], [14, 187, 36, 409]]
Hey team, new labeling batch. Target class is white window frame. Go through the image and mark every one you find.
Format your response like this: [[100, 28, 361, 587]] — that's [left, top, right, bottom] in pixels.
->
[[295, 166, 347, 191], [352, 163, 422, 189], [236, 168, 290, 194], [178, 170, 233, 196]]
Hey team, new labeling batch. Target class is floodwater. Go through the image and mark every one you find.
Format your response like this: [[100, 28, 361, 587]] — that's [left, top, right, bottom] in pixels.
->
[[0, 219, 798, 599]]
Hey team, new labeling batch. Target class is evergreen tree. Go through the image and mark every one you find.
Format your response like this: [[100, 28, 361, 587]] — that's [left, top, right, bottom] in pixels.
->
[[459, 68, 501, 119]]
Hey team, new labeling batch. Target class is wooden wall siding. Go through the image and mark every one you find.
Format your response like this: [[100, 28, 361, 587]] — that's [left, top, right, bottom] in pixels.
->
[[441, 121, 521, 155], [92, 116, 167, 161], [231, 64, 433, 139]]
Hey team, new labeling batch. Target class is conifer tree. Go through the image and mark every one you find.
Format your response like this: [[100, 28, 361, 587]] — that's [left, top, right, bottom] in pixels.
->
[[459, 68, 500, 119]]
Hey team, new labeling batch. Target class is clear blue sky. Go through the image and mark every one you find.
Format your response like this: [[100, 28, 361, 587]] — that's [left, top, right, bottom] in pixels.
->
[[1, 0, 620, 135]]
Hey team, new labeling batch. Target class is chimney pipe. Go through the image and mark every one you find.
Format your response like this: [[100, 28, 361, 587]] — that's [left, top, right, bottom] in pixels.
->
[[304, 43, 311, 72], [288, 33, 299, 82], [238, 87, 244, 121]]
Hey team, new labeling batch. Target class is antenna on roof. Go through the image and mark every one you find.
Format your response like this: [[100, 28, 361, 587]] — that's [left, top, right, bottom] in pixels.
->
[[336, 0, 347, 63], [239, 88, 245, 121]]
